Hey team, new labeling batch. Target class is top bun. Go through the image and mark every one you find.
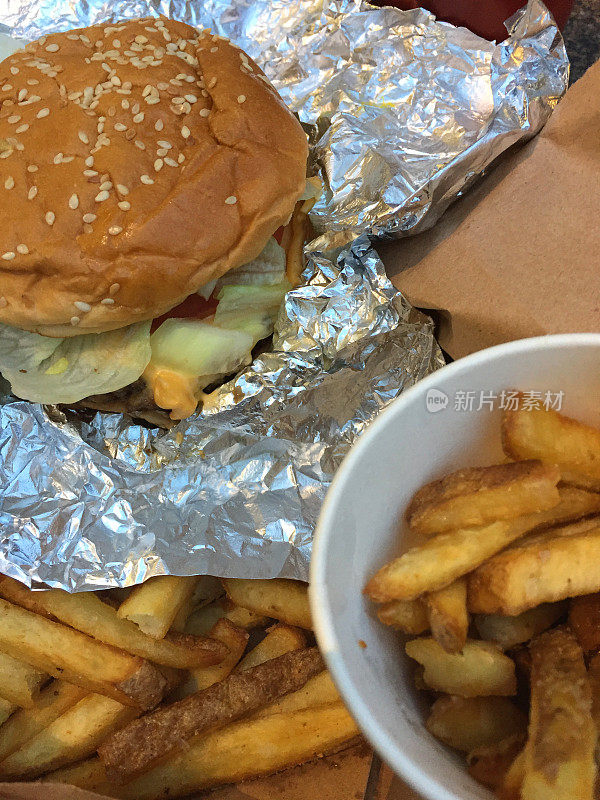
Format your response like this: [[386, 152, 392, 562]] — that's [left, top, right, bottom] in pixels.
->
[[0, 18, 308, 336]]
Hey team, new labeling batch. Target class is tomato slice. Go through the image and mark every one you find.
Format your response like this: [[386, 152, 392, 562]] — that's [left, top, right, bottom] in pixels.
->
[[151, 293, 219, 333]]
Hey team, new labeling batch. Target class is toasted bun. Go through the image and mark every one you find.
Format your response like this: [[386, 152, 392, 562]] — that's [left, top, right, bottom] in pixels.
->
[[0, 18, 307, 337]]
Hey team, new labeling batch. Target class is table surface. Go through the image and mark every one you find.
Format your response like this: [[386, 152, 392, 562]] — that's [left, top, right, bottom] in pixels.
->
[[563, 0, 600, 81]]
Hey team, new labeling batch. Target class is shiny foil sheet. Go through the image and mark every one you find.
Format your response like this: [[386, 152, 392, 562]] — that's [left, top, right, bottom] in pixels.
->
[[0, 1, 567, 590]]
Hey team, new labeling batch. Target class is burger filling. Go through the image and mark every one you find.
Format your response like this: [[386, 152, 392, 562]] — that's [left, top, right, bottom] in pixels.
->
[[0, 182, 319, 420]]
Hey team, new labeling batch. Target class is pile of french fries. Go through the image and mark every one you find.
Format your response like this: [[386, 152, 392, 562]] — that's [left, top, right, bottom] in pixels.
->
[[0, 574, 358, 797], [365, 397, 600, 799]]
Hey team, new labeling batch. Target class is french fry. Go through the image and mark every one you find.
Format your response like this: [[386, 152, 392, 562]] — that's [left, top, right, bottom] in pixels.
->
[[587, 653, 600, 742], [467, 734, 526, 792], [366, 486, 600, 602], [474, 602, 566, 650], [183, 598, 269, 636], [569, 593, 600, 654], [502, 402, 600, 491], [521, 627, 596, 800], [236, 623, 305, 671], [61, 703, 359, 800], [98, 647, 324, 783], [0, 698, 15, 728], [42, 757, 111, 795], [252, 670, 340, 718], [0, 650, 47, 708], [177, 618, 248, 697], [0, 577, 227, 669], [117, 576, 200, 639], [468, 518, 600, 615], [0, 692, 138, 779], [0, 680, 86, 763], [222, 578, 312, 629], [426, 695, 526, 752], [425, 579, 469, 654], [169, 576, 224, 632], [405, 638, 516, 697], [407, 460, 560, 535], [497, 747, 526, 800], [0, 598, 165, 710], [376, 599, 429, 634]]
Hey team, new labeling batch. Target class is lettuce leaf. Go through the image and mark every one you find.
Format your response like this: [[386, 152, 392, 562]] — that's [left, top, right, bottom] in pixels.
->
[[0, 322, 152, 405]]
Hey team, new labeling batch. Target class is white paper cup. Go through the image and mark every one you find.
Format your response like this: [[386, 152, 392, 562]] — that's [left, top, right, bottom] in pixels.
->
[[310, 333, 600, 800]]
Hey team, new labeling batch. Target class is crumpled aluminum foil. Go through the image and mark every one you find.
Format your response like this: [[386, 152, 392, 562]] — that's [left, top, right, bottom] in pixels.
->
[[0, 1, 567, 590]]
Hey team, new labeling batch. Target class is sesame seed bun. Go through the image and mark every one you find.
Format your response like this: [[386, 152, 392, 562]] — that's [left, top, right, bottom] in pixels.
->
[[0, 17, 308, 337]]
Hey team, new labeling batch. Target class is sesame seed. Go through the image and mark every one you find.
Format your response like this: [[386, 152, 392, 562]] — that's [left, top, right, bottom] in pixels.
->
[[154, 120, 164, 133], [108, 105, 117, 116], [121, 99, 130, 110], [142, 85, 152, 97], [164, 157, 177, 167], [15, 124, 29, 134], [133, 112, 144, 123], [85, 156, 94, 167], [237, 94, 246, 103], [7, 115, 20, 124], [181, 125, 190, 138], [157, 81, 170, 90], [118, 200, 130, 211], [172, 96, 185, 105], [157, 140, 172, 149], [135, 35, 148, 44], [16, 244, 29, 255], [17, 89, 26, 101], [74, 300, 91, 312], [178, 153, 185, 163], [67, 33, 79, 40], [109, 282, 120, 295], [154, 158, 163, 172], [27, 79, 39, 86], [45, 43, 59, 52], [116, 184, 129, 196], [1, 85, 12, 92], [157, 148, 168, 157], [131, 102, 140, 114], [208, 77, 217, 88], [1, 252, 15, 260], [70, 316, 80, 326], [53, 153, 63, 165], [83, 170, 98, 177], [114, 123, 127, 131], [45, 211, 55, 225], [95, 190, 109, 202], [134, 141, 146, 150], [78, 131, 89, 144], [69, 193, 79, 209], [0, 297, 7, 308], [224, 195, 237, 205], [27, 187, 37, 200], [100, 181, 112, 191], [10, 67, 19, 76], [140, 174, 154, 184], [210, 46, 218, 53], [82, 213, 96, 223], [199, 108, 210, 118], [4, 176, 14, 190], [113, 39, 121, 48], [108, 226, 122, 236], [101, 297, 115, 305], [36, 108, 50, 119], [184, 94, 197, 103], [146, 96, 160, 105], [27, 165, 38, 173]]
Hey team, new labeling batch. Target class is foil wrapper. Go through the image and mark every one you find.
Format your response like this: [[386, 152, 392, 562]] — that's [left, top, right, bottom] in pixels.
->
[[0, 1, 567, 590]]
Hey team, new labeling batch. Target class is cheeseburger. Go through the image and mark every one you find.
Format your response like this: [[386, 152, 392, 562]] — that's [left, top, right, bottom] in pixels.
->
[[0, 17, 311, 424]]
